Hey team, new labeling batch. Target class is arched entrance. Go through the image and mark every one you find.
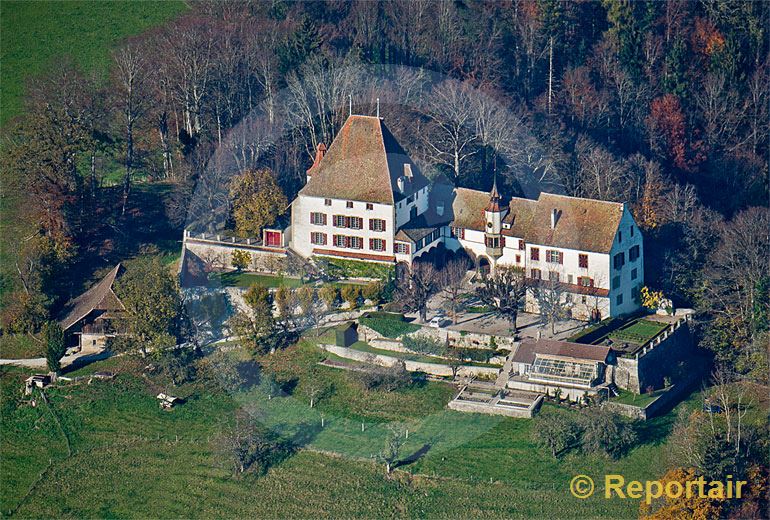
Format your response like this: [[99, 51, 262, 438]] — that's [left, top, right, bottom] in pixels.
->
[[477, 255, 492, 277]]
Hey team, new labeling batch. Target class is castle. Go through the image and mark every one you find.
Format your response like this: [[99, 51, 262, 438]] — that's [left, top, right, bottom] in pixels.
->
[[289, 115, 644, 320]]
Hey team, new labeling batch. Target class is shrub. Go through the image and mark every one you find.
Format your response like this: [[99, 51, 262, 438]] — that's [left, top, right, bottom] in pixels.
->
[[362, 281, 384, 303], [319, 284, 339, 309], [581, 409, 638, 459], [231, 250, 252, 271], [357, 361, 412, 392], [359, 315, 420, 338], [340, 284, 360, 309], [454, 348, 494, 363]]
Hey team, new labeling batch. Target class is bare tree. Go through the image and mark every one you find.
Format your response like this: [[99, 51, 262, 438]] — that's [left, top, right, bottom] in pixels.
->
[[703, 207, 769, 346], [440, 258, 470, 324], [422, 79, 478, 183], [574, 136, 630, 201], [532, 271, 570, 335], [377, 425, 407, 475], [396, 261, 439, 323], [475, 265, 527, 334], [113, 43, 149, 215]]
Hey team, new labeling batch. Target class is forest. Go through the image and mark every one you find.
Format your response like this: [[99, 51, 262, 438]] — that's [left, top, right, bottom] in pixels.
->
[[1, 0, 768, 384]]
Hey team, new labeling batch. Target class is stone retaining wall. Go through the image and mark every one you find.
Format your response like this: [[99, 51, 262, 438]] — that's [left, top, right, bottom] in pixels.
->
[[614, 319, 694, 393], [447, 399, 535, 418], [318, 344, 501, 379], [409, 327, 516, 351]]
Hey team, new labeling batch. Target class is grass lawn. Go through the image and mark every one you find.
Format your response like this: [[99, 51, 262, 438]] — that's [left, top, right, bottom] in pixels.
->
[[608, 319, 669, 344], [1, 337, 715, 518], [0, 334, 45, 359], [208, 272, 304, 289], [611, 388, 664, 408], [359, 314, 421, 338]]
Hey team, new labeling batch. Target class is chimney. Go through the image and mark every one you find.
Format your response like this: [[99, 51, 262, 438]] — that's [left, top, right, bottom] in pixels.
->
[[403, 164, 413, 179], [550, 208, 559, 229], [306, 142, 327, 177], [396, 177, 406, 194], [436, 201, 445, 216]]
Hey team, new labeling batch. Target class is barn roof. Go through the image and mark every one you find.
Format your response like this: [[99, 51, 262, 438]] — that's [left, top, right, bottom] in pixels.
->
[[298, 115, 429, 205], [59, 264, 125, 331]]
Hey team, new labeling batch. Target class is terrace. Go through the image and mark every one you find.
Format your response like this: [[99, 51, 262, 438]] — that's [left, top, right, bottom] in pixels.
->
[[568, 313, 691, 358]]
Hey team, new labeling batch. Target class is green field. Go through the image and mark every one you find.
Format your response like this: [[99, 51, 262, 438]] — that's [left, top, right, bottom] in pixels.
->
[[1, 334, 719, 518], [0, 0, 186, 126], [608, 319, 669, 345], [0, 334, 44, 359], [611, 388, 664, 408]]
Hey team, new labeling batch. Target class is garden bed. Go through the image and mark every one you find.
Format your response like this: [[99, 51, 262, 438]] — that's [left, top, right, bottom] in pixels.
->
[[608, 319, 668, 345]]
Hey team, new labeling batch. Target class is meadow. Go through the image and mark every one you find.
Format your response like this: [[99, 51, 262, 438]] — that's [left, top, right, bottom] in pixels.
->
[[0, 0, 185, 126], [0, 336, 710, 519]]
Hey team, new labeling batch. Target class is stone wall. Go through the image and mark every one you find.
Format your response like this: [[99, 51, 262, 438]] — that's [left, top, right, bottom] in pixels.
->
[[318, 344, 501, 379], [447, 398, 537, 418], [604, 367, 704, 420], [407, 327, 516, 351], [613, 318, 695, 393], [184, 237, 287, 274]]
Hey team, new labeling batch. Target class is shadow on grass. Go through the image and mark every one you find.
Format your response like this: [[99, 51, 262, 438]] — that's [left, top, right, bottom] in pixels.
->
[[61, 350, 113, 375], [395, 442, 433, 469]]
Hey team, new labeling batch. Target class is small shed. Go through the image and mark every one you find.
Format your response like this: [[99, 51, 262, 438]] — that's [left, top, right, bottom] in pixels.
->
[[335, 322, 359, 347]]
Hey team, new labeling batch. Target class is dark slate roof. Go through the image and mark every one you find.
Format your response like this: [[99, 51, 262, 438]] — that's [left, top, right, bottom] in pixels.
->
[[511, 338, 612, 364], [299, 115, 430, 205], [503, 193, 624, 254], [394, 186, 453, 243], [59, 264, 125, 331]]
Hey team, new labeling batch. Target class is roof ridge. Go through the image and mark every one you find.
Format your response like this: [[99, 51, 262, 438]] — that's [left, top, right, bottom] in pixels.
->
[[538, 192, 625, 206], [374, 117, 395, 205]]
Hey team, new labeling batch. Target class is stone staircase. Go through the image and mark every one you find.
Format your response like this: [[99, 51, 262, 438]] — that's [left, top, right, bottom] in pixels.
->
[[494, 342, 519, 389]]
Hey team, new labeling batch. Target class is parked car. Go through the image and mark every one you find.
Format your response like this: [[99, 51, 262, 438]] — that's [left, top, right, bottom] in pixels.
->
[[429, 314, 449, 328]]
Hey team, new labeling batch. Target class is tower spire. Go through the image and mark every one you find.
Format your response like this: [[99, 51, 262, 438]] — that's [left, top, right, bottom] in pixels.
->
[[486, 172, 501, 212]]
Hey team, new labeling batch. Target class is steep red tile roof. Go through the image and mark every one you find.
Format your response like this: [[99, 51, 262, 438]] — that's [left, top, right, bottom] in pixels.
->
[[512, 338, 612, 364], [59, 264, 125, 331], [504, 193, 624, 253], [450, 187, 490, 231], [299, 115, 429, 205], [451, 187, 624, 254]]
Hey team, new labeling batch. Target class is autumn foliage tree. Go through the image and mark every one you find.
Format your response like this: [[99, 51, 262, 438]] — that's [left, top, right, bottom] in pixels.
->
[[638, 467, 722, 520], [229, 168, 287, 238]]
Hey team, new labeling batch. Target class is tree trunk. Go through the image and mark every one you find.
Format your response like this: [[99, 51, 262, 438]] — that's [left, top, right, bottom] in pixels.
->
[[121, 119, 133, 216], [547, 37, 554, 115]]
